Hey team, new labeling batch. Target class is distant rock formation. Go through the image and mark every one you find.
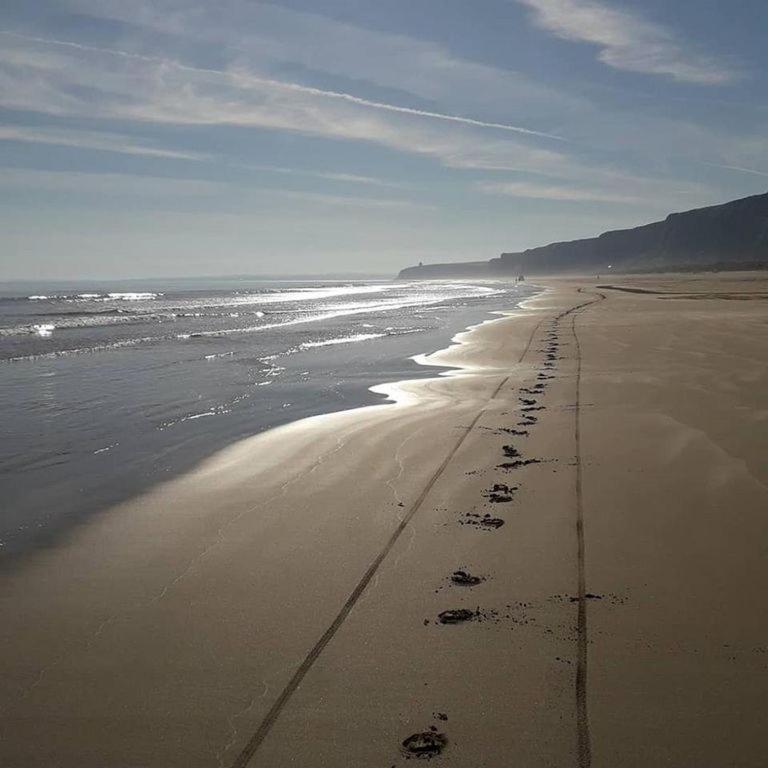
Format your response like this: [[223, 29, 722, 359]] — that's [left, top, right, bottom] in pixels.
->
[[398, 260, 491, 279], [398, 191, 768, 278]]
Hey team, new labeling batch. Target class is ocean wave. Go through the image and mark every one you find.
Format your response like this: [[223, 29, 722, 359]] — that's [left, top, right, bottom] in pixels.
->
[[0, 312, 176, 337], [173, 296, 457, 339], [107, 292, 162, 301], [4, 335, 164, 362], [3, 282, 516, 362], [0, 324, 59, 338], [35, 308, 127, 317], [24, 291, 163, 302]]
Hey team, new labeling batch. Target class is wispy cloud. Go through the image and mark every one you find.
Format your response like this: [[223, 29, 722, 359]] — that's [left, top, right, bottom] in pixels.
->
[[516, 0, 736, 84], [477, 179, 643, 203], [64, 0, 580, 120], [0, 168, 224, 196], [268, 188, 434, 210], [477, 172, 716, 207], [0, 125, 209, 160], [0, 167, 431, 211], [0, 18, 742, 217], [0, 31, 563, 141], [0, 32, 571, 175], [244, 165, 405, 188]]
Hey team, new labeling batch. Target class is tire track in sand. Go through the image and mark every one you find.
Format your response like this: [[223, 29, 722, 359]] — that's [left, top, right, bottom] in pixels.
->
[[228, 313, 546, 767], [569, 289, 605, 768]]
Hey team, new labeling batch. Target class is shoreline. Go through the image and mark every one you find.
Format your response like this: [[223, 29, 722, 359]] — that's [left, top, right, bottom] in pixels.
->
[[2, 273, 766, 767], [185, 285, 551, 489], [1, 286, 564, 767], [0, 282, 537, 566]]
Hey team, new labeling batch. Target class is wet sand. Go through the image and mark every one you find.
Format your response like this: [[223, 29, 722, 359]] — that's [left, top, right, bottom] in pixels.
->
[[1, 273, 767, 767]]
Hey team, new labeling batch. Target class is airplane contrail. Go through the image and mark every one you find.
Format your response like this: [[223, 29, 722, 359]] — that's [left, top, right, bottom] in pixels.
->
[[698, 160, 768, 179], [1, 30, 566, 142]]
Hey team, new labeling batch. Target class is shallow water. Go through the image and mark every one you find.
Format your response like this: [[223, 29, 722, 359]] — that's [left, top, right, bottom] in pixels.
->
[[0, 277, 535, 564]]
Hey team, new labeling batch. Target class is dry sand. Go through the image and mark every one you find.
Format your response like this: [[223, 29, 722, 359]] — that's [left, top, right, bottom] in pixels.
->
[[1, 273, 766, 767]]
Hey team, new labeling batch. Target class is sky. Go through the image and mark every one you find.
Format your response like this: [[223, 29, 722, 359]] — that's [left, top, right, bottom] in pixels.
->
[[1, 0, 766, 279]]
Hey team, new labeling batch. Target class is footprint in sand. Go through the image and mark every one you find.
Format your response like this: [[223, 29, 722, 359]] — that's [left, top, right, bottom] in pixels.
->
[[438, 608, 478, 624], [460, 512, 505, 529], [486, 426, 528, 436], [483, 482, 517, 502], [401, 729, 447, 759], [498, 458, 542, 470], [436, 607, 500, 625], [450, 569, 485, 586]]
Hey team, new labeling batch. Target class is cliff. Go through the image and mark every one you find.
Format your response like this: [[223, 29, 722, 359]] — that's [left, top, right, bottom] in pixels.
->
[[398, 191, 768, 278]]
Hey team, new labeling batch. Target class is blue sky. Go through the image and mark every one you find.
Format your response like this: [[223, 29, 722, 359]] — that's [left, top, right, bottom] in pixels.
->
[[1, 0, 766, 278]]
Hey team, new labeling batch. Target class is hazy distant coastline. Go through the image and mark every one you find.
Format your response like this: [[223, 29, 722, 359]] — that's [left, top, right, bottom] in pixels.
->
[[400, 191, 768, 278]]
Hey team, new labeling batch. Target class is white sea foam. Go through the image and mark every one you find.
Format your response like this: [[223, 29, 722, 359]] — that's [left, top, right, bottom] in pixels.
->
[[107, 292, 161, 301], [26, 291, 161, 302], [93, 443, 119, 454], [203, 352, 235, 360], [184, 410, 217, 420], [32, 324, 55, 337], [173, 295, 467, 340], [300, 333, 386, 349], [254, 284, 393, 305], [158, 405, 233, 429]]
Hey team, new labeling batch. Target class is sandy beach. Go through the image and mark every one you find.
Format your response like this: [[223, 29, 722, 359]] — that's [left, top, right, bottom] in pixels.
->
[[1, 272, 767, 767]]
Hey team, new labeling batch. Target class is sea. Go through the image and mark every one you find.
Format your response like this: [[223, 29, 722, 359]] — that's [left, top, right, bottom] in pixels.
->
[[0, 277, 535, 565]]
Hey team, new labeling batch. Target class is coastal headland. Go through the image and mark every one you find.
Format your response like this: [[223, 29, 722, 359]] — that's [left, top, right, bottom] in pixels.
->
[[399, 191, 768, 278], [1, 272, 767, 767]]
